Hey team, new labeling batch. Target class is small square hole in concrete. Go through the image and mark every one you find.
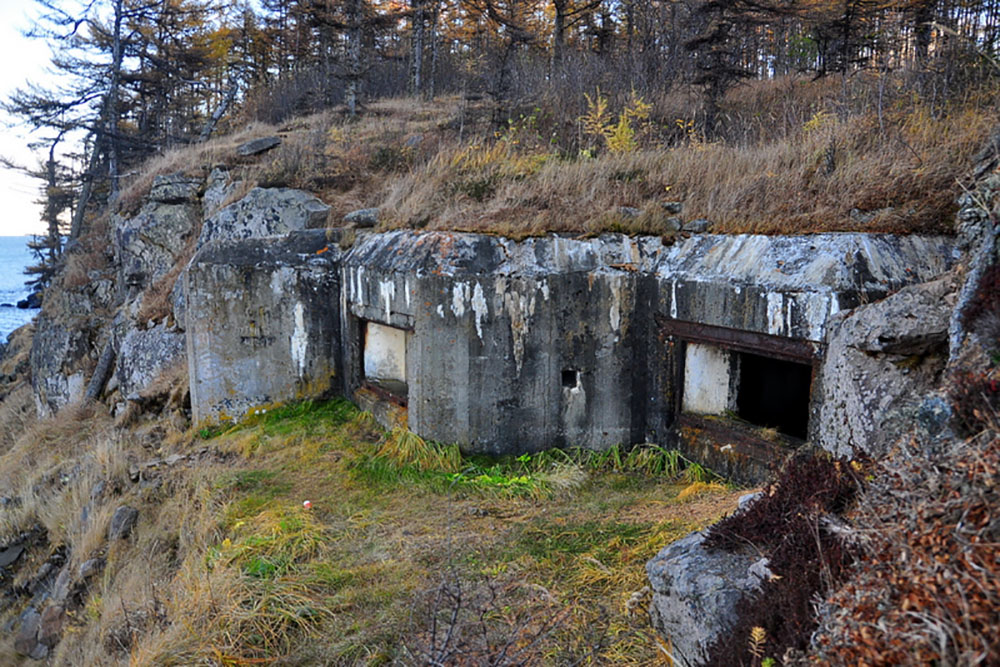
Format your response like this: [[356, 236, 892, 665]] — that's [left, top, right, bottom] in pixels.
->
[[562, 369, 580, 388]]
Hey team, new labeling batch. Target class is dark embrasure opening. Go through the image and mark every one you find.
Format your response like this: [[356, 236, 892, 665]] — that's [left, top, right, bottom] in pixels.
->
[[736, 351, 812, 439]]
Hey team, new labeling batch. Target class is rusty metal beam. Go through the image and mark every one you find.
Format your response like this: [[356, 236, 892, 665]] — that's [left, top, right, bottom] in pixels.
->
[[655, 315, 821, 363]]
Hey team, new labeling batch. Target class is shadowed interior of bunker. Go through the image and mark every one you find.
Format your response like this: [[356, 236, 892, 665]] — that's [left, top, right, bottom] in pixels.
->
[[735, 351, 812, 439]]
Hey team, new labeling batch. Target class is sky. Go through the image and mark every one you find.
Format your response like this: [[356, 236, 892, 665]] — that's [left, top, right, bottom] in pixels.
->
[[0, 1, 56, 237]]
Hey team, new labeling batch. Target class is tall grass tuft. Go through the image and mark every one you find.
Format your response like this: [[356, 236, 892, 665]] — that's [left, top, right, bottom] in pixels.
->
[[376, 428, 462, 473]]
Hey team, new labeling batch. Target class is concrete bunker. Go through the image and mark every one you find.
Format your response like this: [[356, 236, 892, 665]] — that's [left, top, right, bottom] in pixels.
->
[[186, 229, 956, 480]]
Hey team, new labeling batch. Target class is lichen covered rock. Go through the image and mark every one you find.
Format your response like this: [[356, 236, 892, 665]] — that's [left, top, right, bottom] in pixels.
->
[[198, 187, 329, 247], [646, 529, 772, 666]]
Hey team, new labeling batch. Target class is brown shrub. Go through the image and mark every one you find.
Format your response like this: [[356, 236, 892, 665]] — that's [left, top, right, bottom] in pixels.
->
[[812, 430, 1000, 665], [703, 455, 863, 665]]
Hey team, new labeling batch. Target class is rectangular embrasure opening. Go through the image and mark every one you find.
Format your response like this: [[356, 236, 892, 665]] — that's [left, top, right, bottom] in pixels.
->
[[735, 351, 812, 439], [681, 341, 812, 440], [363, 321, 408, 396]]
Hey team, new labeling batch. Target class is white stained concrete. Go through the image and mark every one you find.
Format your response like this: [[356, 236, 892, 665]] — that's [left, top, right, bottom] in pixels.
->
[[364, 322, 407, 383], [682, 343, 732, 415]]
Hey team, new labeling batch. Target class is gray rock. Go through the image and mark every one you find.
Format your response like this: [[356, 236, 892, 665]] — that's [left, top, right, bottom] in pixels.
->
[[661, 201, 684, 214], [13, 607, 41, 657], [109, 506, 139, 540], [664, 216, 683, 232], [86, 278, 116, 311], [115, 198, 199, 292], [682, 219, 711, 233], [236, 136, 281, 156], [202, 167, 241, 219], [343, 208, 380, 228], [79, 557, 105, 579], [50, 566, 71, 603], [115, 322, 186, 401], [816, 276, 956, 458], [0, 543, 24, 568], [738, 491, 762, 510], [30, 315, 90, 416], [198, 187, 330, 248], [170, 277, 186, 331], [618, 206, 642, 219], [148, 173, 201, 204], [647, 530, 771, 666], [915, 394, 954, 450]]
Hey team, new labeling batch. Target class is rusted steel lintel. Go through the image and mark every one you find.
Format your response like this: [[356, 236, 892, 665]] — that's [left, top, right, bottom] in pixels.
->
[[656, 316, 821, 363]]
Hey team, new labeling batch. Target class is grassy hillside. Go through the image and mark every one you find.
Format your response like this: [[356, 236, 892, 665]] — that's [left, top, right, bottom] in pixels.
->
[[0, 390, 742, 665], [121, 73, 997, 238]]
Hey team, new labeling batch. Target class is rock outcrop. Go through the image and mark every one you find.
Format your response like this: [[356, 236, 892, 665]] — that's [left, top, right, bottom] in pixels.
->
[[815, 275, 957, 458], [29, 170, 334, 418], [646, 527, 772, 666], [198, 187, 330, 247]]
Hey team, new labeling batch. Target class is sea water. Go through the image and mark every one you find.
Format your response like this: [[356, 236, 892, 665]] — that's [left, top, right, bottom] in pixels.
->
[[0, 236, 41, 343]]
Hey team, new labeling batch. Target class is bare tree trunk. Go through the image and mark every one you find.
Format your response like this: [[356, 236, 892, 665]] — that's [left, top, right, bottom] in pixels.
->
[[198, 82, 238, 143], [552, 0, 567, 76], [428, 1, 441, 99], [69, 133, 100, 240], [107, 0, 124, 205], [44, 141, 62, 262], [346, 0, 362, 117], [410, 0, 425, 96]]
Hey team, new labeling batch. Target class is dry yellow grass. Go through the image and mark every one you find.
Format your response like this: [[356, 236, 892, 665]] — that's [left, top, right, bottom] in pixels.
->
[[0, 395, 742, 665], [112, 73, 998, 242]]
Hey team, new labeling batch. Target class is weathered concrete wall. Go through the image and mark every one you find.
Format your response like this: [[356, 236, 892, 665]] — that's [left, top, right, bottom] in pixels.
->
[[340, 232, 657, 454], [185, 228, 956, 460], [651, 233, 956, 342], [186, 230, 342, 423]]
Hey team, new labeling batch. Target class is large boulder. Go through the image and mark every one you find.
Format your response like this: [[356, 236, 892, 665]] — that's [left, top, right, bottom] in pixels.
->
[[197, 187, 330, 247], [202, 167, 242, 219], [30, 315, 91, 416], [148, 172, 201, 204], [114, 323, 186, 401], [646, 528, 772, 667], [115, 197, 199, 292], [815, 276, 957, 458]]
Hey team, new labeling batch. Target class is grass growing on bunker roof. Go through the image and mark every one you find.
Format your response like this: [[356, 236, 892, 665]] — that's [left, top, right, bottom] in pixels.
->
[[0, 396, 746, 664], [117, 72, 1000, 239]]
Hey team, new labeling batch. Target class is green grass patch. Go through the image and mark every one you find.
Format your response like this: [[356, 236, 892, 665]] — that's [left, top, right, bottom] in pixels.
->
[[210, 506, 328, 580], [200, 398, 360, 441], [350, 437, 716, 500], [248, 398, 359, 436], [516, 518, 650, 562]]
